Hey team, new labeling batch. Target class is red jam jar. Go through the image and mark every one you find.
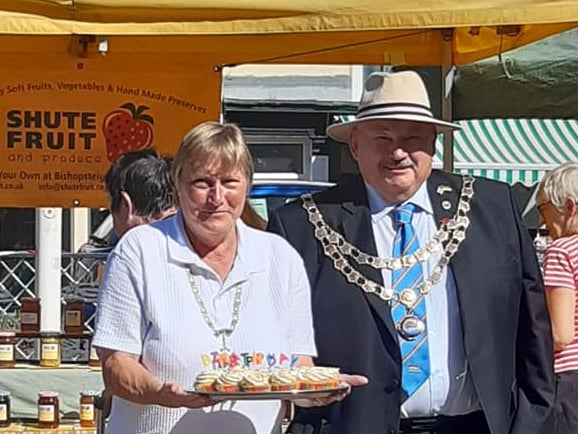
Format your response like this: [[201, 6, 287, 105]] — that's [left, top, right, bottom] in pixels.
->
[[20, 297, 41, 333], [37, 391, 59, 429], [79, 390, 98, 428]]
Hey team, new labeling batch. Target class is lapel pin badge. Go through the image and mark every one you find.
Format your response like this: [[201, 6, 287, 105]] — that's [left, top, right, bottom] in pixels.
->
[[436, 185, 453, 195]]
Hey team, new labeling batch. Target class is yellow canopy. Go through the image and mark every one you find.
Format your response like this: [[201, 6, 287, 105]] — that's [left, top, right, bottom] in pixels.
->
[[0, 1, 576, 65]]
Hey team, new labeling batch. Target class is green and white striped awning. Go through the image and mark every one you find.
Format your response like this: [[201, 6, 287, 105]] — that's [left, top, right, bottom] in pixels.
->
[[435, 119, 578, 185], [336, 117, 578, 185]]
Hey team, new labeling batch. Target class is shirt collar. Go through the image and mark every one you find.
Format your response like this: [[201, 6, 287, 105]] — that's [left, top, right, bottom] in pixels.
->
[[365, 181, 433, 222], [165, 211, 265, 275]]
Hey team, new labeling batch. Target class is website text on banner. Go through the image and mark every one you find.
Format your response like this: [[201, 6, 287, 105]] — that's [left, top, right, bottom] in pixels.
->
[[0, 53, 221, 208]]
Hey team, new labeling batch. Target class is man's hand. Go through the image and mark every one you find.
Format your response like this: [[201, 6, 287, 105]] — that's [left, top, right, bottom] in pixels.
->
[[293, 374, 368, 408]]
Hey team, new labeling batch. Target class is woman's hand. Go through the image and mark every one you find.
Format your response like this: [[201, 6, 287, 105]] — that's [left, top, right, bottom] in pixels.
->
[[293, 373, 368, 408], [157, 382, 217, 409]]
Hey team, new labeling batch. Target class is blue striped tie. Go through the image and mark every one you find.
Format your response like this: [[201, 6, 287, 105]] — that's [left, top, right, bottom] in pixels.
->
[[391, 203, 430, 399]]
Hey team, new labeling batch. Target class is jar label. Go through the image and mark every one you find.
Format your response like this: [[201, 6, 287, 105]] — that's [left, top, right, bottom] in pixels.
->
[[0, 403, 6, 421], [0, 344, 14, 361], [65, 310, 82, 327], [38, 404, 54, 422], [80, 403, 94, 421], [42, 343, 59, 360], [21, 312, 38, 324]]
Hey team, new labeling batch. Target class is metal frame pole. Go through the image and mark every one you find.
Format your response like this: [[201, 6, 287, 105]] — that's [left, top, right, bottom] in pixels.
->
[[441, 29, 455, 172]]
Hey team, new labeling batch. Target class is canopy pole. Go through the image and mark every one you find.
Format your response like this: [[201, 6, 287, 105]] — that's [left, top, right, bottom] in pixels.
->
[[70, 207, 90, 252], [35, 208, 62, 332], [441, 29, 454, 172]]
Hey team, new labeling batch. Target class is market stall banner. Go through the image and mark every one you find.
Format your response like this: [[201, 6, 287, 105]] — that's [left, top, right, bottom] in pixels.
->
[[0, 52, 221, 208]]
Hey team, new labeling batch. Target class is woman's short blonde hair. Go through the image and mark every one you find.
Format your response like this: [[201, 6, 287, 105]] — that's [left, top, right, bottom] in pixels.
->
[[537, 162, 578, 208], [173, 121, 254, 187]]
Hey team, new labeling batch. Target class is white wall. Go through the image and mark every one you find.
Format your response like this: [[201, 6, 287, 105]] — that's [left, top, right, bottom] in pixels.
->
[[223, 64, 363, 102]]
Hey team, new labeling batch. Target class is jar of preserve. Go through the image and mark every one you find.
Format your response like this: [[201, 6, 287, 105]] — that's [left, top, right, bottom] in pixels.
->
[[88, 342, 100, 368], [0, 332, 17, 368], [64, 297, 85, 334], [37, 391, 59, 429], [20, 297, 40, 333], [0, 390, 10, 428], [79, 390, 98, 428], [39, 332, 61, 368]]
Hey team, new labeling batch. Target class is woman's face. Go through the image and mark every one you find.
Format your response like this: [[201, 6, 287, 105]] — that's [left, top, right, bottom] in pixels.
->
[[537, 192, 577, 240], [177, 159, 248, 246]]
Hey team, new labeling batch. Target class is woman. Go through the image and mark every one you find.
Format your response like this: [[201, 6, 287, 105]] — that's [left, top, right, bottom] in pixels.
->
[[92, 122, 366, 434], [536, 162, 578, 434]]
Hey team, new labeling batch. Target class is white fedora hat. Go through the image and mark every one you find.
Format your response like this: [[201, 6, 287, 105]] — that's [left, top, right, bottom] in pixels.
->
[[327, 71, 460, 143]]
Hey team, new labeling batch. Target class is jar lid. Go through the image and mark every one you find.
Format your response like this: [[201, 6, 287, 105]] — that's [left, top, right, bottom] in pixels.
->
[[64, 296, 84, 303], [0, 390, 11, 397], [38, 391, 59, 397], [0, 331, 16, 337], [79, 390, 99, 397], [21, 297, 40, 302]]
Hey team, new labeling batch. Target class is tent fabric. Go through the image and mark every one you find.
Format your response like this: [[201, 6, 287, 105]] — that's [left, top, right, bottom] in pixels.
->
[[454, 28, 578, 119], [337, 117, 578, 185], [2, 0, 577, 28], [0, 2, 576, 66]]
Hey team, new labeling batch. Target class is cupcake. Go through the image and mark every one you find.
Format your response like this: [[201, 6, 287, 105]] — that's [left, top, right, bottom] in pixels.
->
[[240, 371, 271, 392], [270, 369, 298, 391], [297, 367, 341, 390], [194, 370, 219, 392], [215, 369, 245, 393]]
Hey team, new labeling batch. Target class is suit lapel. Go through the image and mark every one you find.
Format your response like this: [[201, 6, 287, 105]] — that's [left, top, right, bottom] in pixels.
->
[[427, 171, 462, 227], [427, 171, 476, 341], [340, 178, 398, 343]]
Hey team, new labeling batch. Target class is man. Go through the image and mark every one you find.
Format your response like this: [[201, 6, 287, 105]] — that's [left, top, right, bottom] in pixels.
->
[[77, 149, 176, 313], [268, 71, 554, 434], [104, 148, 176, 239]]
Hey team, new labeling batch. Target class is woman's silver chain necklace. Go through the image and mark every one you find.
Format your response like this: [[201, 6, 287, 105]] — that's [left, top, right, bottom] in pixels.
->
[[301, 175, 475, 308], [186, 269, 243, 351]]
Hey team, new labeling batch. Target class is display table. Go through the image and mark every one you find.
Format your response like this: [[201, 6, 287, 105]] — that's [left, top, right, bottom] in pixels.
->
[[0, 423, 95, 433], [0, 365, 104, 419]]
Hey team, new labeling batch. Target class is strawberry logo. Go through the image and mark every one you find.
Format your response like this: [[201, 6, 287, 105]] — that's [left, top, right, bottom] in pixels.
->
[[103, 103, 154, 162]]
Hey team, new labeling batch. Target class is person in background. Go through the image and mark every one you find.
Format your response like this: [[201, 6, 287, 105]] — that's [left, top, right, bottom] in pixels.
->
[[268, 71, 554, 434], [536, 162, 578, 434], [93, 121, 366, 434], [104, 148, 176, 239]]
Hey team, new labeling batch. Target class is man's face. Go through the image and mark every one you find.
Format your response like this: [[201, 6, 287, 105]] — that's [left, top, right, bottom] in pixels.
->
[[349, 119, 436, 203]]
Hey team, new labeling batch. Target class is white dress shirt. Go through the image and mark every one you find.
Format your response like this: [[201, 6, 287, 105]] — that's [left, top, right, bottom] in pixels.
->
[[366, 182, 480, 417]]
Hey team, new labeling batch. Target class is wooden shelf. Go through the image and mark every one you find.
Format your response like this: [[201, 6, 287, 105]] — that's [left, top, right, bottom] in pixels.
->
[[16, 332, 93, 340]]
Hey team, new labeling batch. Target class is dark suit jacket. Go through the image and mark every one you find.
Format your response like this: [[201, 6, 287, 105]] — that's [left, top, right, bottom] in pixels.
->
[[268, 170, 554, 434]]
